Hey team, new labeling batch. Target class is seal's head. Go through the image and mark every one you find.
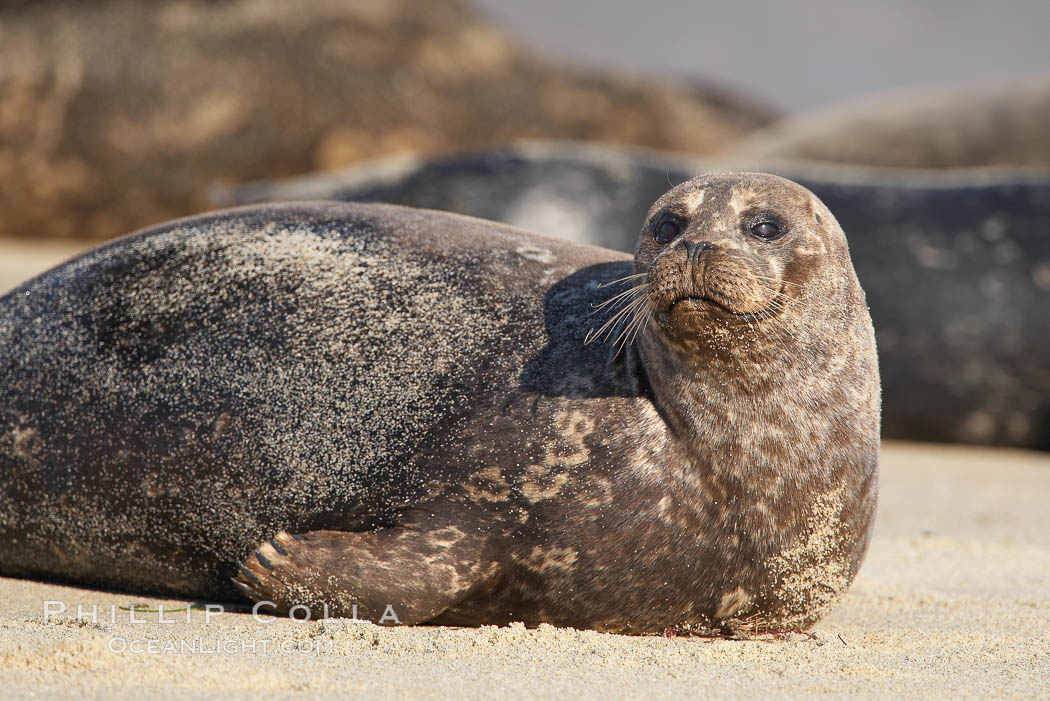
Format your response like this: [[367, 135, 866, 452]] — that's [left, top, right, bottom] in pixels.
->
[[627, 172, 865, 359]]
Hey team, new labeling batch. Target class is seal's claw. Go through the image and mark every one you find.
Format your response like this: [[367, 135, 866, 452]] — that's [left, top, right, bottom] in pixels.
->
[[230, 577, 256, 599], [252, 534, 294, 572], [273, 530, 297, 546], [254, 549, 276, 570], [232, 530, 330, 612], [237, 563, 263, 585]]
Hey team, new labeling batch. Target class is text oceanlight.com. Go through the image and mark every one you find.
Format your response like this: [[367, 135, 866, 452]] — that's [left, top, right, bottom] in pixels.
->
[[108, 637, 333, 655]]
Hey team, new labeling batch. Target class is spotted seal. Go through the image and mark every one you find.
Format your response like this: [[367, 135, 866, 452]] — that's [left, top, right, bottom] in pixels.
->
[[0, 173, 879, 634]]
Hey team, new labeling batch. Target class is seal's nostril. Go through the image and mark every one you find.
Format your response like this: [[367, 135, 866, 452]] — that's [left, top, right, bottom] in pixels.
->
[[680, 240, 714, 264]]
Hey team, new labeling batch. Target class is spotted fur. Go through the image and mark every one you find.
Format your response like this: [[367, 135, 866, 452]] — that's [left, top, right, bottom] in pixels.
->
[[0, 173, 880, 634]]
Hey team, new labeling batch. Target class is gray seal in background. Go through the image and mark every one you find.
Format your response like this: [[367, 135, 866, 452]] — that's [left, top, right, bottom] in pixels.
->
[[214, 144, 691, 251], [724, 78, 1050, 170], [0, 175, 879, 634], [215, 142, 1050, 449]]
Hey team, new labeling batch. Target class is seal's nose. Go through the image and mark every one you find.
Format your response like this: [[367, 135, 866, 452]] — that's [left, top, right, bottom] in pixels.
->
[[680, 240, 714, 265]]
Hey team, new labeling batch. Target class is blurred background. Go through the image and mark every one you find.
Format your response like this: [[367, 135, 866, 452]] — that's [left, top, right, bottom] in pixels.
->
[[2, 0, 1049, 244], [476, 0, 1050, 112], [1, 0, 1049, 448]]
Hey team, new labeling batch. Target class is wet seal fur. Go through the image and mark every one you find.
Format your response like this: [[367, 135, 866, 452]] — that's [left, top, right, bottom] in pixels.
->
[[0, 173, 880, 635]]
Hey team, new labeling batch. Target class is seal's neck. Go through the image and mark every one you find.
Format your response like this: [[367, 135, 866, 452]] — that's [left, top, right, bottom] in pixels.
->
[[633, 321, 875, 485]]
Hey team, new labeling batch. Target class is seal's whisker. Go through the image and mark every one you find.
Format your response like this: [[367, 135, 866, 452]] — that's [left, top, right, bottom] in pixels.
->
[[605, 289, 653, 353], [627, 296, 653, 338], [760, 300, 786, 317], [604, 291, 649, 323], [612, 295, 651, 330], [593, 290, 643, 311], [592, 283, 649, 310], [614, 295, 653, 357], [736, 291, 795, 348], [586, 293, 651, 344], [756, 308, 787, 328], [752, 275, 804, 290], [597, 272, 649, 289], [748, 296, 797, 348]]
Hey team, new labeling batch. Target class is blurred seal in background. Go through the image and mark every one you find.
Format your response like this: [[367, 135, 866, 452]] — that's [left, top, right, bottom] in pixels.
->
[[725, 78, 1050, 170], [0, 0, 774, 241]]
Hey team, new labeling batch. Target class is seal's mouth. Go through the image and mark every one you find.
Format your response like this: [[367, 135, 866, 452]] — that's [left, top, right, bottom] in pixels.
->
[[665, 288, 783, 318], [669, 295, 711, 311], [665, 296, 742, 321]]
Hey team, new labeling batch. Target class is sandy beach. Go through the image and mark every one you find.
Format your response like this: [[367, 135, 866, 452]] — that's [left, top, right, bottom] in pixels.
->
[[2, 245, 1049, 698], [0, 442, 1046, 698]]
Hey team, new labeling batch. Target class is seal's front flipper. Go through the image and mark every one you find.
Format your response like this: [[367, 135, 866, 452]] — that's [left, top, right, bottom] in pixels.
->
[[233, 520, 497, 625]]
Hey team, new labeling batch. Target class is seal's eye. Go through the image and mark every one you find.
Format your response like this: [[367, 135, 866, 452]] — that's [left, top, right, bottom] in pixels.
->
[[654, 216, 683, 244], [749, 217, 785, 241]]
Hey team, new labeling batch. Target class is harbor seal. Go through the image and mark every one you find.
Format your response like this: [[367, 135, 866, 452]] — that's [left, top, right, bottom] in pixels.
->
[[0, 173, 879, 634]]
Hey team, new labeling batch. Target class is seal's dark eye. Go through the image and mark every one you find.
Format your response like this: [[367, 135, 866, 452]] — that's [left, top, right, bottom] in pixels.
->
[[655, 216, 682, 244], [749, 218, 785, 241]]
